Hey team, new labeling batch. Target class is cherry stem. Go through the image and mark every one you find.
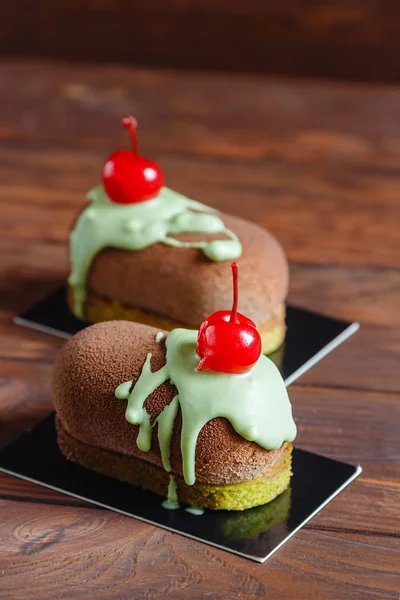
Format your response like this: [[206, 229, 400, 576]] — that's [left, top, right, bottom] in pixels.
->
[[121, 116, 138, 159], [230, 261, 239, 323]]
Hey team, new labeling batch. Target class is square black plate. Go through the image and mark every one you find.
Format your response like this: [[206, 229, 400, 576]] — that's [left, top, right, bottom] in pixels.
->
[[13, 286, 359, 386], [0, 415, 361, 563]]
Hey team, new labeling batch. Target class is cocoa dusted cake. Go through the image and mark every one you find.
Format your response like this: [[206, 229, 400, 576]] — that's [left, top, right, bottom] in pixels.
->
[[67, 117, 289, 355], [54, 264, 296, 511]]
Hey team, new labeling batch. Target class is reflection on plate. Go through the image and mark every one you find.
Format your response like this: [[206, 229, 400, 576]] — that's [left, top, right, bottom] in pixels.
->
[[220, 486, 291, 540]]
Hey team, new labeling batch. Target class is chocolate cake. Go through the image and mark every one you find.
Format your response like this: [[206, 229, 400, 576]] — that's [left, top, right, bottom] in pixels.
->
[[52, 320, 297, 511], [67, 117, 289, 355]]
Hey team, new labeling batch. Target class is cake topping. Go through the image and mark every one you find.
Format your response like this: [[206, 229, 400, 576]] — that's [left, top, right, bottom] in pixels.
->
[[115, 327, 296, 487], [69, 116, 244, 318], [162, 475, 179, 510], [185, 506, 205, 515], [69, 187, 242, 318], [102, 116, 164, 204], [196, 262, 262, 374]]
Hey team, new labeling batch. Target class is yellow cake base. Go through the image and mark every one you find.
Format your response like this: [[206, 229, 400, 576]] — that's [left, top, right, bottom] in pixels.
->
[[57, 418, 292, 511]]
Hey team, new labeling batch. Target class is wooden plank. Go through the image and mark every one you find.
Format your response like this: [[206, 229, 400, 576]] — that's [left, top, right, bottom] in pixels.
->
[[2, 2, 400, 82], [298, 321, 400, 393], [1, 62, 400, 269], [3, 60, 400, 146], [0, 472, 88, 508], [290, 385, 399, 482], [0, 499, 398, 599], [0, 360, 53, 451], [0, 317, 64, 363], [309, 477, 400, 537], [289, 265, 400, 328]]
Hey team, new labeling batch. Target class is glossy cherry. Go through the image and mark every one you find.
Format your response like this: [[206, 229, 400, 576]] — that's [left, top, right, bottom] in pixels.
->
[[102, 116, 164, 204], [196, 262, 262, 374]]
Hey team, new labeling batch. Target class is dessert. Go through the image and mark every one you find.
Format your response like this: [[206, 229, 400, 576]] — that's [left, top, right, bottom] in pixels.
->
[[68, 117, 289, 355], [54, 264, 296, 511]]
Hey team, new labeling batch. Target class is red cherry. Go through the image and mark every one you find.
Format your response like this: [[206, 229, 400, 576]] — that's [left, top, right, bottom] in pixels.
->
[[102, 116, 164, 204], [196, 262, 262, 374]]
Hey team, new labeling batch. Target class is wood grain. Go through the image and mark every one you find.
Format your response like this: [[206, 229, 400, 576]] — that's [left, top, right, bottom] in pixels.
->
[[291, 386, 399, 481], [0, 60, 399, 598], [1, 62, 400, 270], [0, 500, 398, 600], [2, 1, 400, 82], [298, 322, 400, 393], [0, 472, 88, 508]]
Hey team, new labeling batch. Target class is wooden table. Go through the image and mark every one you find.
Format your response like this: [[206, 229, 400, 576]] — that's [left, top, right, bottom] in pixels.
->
[[0, 60, 399, 599]]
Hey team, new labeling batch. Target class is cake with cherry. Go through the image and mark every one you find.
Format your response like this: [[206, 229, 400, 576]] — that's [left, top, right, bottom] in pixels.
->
[[68, 116, 289, 355], [55, 264, 296, 511]]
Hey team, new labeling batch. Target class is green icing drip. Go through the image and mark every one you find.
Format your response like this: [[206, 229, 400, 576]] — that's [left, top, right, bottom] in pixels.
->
[[115, 380, 131, 399], [162, 475, 179, 510], [185, 506, 205, 516], [68, 185, 242, 318], [155, 396, 179, 471], [115, 353, 178, 472], [136, 410, 151, 452], [115, 329, 296, 488]]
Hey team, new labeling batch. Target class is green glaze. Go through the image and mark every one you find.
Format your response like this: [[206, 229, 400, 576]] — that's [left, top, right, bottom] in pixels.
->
[[155, 396, 179, 471], [69, 185, 242, 318], [155, 332, 165, 343], [162, 475, 179, 510], [185, 506, 205, 516], [136, 410, 152, 452], [115, 353, 178, 472], [115, 329, 296, 487], [115, 380, 131, 400]]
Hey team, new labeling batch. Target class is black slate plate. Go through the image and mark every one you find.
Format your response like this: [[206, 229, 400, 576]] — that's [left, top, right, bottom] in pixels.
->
[[0, 415, 361, 563], [13, 286, 359, 386]]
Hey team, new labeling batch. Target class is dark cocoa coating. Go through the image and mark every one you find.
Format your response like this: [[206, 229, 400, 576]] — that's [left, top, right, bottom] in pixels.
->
[[52, 320, 288, 485], [86, 213, 289, 327]]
